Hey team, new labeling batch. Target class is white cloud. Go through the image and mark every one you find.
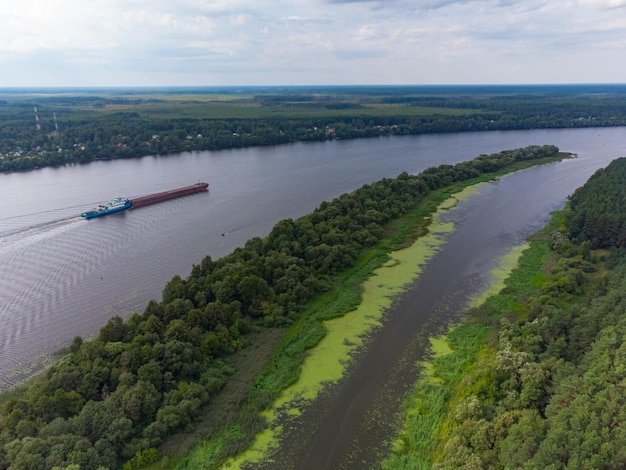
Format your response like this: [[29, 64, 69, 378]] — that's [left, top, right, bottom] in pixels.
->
[[0, 0, 624, 86], [354, 25, 379, 41], [579, 0, 626, 8], [230, 14, 252, 25]]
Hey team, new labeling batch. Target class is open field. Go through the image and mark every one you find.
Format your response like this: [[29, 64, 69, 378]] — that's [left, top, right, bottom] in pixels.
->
[[61, 102, 479, 121]]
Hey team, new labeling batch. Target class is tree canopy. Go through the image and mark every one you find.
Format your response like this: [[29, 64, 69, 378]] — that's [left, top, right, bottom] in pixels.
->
[[567, 157, 626, 249]]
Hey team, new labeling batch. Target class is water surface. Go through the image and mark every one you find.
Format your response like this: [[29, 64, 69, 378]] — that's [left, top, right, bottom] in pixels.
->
[[278, 160, 584, 469], [1, 127, 625, 390]]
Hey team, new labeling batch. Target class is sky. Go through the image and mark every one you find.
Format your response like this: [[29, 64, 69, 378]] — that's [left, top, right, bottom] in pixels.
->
[[1, 0, 625, 87]]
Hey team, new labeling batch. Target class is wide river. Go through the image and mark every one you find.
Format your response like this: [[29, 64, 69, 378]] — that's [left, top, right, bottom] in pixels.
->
[[1, 127, 625, 393]]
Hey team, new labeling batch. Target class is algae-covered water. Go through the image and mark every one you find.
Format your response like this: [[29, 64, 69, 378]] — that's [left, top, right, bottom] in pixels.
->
[[230, 157, 618, 469]]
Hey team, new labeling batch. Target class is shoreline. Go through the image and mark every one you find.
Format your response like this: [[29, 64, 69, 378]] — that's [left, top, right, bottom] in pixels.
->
[[383, 212, 560, 468], [176, 153, 571, 469], [220, 181, 522, 468], [384, 240, 536, 469]]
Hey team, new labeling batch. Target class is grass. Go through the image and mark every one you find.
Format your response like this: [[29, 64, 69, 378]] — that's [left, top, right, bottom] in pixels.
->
[[36, 90, 483, 121], [62, 102, 481, 121], [382, 211, 563, 469]]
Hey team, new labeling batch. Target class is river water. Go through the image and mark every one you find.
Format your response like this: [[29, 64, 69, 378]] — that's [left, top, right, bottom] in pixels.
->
[[271, 157, 599, 469], [0, 128, 625, 393]]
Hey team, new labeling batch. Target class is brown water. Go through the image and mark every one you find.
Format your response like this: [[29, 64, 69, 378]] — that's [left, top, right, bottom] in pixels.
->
[[0, 128, 624, 392]]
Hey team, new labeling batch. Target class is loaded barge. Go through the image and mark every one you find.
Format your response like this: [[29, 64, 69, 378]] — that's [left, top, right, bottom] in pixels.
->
[[80, 182, 208, 219], [130, 182, 209, 209]]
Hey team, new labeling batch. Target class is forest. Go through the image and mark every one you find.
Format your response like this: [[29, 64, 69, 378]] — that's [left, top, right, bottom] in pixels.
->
[[1, 84, 626, 172], [0, 145, 560, 469], [385, 157, 626, 468]]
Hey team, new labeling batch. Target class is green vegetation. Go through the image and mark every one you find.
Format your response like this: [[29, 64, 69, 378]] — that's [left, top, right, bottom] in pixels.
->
[[2, 84, 626, 172], [386, 157, 626, 469], [0, 145, 563, 469], [567, 158, 626, 249], [219, 186, 465, 469]]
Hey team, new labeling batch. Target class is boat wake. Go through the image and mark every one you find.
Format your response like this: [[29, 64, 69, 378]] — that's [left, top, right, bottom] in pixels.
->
[[0, 217, 84, 262], [0, 216, 83, 240]]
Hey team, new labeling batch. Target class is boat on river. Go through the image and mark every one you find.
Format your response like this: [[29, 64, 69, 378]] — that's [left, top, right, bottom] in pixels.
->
[[80, 197, 131, 219], [80, 182, 209, 219]]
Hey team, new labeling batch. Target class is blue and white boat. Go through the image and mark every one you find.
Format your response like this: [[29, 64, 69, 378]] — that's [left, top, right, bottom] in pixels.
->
[[80, 197, 132, 219]]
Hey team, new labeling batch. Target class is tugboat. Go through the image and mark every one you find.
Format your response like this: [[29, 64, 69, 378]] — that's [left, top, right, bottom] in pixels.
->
[[80, 197, 132, 219]]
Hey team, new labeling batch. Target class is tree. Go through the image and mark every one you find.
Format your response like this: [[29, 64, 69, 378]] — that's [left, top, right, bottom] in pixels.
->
[[99, 316, 127, 342]]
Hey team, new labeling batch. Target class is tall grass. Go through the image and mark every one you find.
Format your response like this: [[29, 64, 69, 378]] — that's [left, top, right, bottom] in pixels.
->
[[383, 213, 562, 469]]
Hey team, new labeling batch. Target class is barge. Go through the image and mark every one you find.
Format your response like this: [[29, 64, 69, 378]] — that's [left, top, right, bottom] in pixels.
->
[[130, 182, 209, 208], [80, 182, 208, 219]]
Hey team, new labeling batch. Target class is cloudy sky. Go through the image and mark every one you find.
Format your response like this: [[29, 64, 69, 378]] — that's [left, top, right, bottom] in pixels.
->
[[1, 0, 625, 87]]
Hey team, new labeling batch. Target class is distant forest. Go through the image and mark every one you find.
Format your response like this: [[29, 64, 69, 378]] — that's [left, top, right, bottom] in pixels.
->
[[1, 84, 626, 172]]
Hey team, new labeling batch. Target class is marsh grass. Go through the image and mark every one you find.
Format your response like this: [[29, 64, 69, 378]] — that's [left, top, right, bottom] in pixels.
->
[[383, 211, 563, 469]]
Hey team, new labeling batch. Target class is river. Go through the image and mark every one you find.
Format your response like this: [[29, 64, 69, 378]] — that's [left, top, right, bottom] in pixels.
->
[[262, 157, 596, 469], [1, 128, 625, 392]]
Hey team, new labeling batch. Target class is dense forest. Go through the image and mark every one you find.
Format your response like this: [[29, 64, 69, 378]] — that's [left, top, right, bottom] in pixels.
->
[[0, 145, 560, 469], [1, 84, 626, 172], [389, 157, 626, 468]]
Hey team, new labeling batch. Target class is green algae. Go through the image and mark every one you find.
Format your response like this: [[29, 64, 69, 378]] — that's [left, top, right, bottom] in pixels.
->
[[429, 336, 453, 356], [469, 242, 530, 308], [419, 336, 453, 383], [437, 184, 483, 211], [222, 185, 486, 469]]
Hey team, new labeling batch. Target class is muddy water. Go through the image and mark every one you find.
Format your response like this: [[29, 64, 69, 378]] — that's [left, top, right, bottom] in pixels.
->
[[251, 158, 617, 469]]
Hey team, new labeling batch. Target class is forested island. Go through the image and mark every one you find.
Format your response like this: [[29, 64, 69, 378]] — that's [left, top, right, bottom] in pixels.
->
[[0, 145, 564, 469], [386, 158, 626, 468], [2, 84, 626, 172]]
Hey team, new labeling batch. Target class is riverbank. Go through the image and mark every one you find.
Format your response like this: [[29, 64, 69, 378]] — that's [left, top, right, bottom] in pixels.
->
[[382, 230, 552, 469], [171, 152, 570, 469], [3, 85, 625, 174], [402, 156, 626, 468]]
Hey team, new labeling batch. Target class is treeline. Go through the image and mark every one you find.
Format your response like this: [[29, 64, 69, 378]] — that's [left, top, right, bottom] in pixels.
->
[[2, 88, 626, 172], [425, 157, 626, 468], [567, 159, 626, 249], [0, 145, 559, 469]]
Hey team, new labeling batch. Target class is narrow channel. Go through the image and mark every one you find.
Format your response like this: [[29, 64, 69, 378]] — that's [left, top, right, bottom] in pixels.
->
[[252, 160, 584, 469]]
